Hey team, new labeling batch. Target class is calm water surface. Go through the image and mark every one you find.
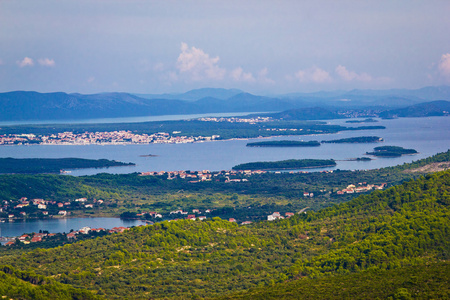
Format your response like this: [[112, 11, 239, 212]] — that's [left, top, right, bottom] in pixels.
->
[[0, 117, 448, 175], [0, 218, 147, 238]]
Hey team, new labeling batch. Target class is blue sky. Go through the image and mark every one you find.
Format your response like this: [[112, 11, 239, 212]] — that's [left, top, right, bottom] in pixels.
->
[[1, 0, 450, 94]]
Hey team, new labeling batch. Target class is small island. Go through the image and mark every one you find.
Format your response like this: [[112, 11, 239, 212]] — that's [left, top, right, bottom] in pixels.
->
[[366, 146, 418, 157], [345, 118, 379, 124], [139, 154, 158, 157], [232, 159, 336, 171], [0, 158, 135, 174], [246, 140, 320, 147], [346, 157, 373, 161], [322, 136, 383, 143]]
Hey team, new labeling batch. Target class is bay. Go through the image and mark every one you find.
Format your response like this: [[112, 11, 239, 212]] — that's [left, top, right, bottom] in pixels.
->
[[0, 117, 448, 175], [0, 217, 147, 238]]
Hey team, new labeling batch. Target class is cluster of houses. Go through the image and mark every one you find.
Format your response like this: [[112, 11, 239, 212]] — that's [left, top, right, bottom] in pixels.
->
[[0, 197, 104, 221], [197, 116, 271, 124], [0, 131, 220, 146], [267, 212, 295, 221], [3, 226, 132, 246], [336, 182, 387, 195], [140, 169, 267, 183]]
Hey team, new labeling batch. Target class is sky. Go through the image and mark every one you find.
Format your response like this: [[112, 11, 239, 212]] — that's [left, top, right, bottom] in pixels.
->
[[1, 0, 450, 95]]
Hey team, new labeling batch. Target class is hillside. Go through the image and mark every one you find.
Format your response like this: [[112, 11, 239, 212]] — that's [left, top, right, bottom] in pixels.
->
[[1, 169, 449, 299], [379, 100, 450, 118]]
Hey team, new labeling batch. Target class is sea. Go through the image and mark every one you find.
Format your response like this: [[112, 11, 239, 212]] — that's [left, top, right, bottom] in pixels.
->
[[0, 114, 449, 237], [0, 116, 449, 175]]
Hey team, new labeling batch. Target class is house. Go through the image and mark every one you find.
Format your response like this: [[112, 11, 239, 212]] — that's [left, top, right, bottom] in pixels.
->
[[241, 221, 252, 225], [42, 211, 48, 215], [38, 203, 47, 209], [268, 212, 284, 221], [285, 212, 294, 218], [228, 218, 236, 222], [58, 210, 67, 216], [85, 204, 94, 208], [198, 216, 206, 221], [57, 203, 64, 208], [192, 209, 200, 213], [187, 215, 196, 220]]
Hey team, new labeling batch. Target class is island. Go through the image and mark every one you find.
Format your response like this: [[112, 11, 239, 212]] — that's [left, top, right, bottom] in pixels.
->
[[322, 136, 383, 143], [0, 158, 135, 174], [346, 157, 373, 161], [246, 140, 320, 147], [366, 146, 418, 157], [232, 159, 336, 170], [345, 118, 379, 123]]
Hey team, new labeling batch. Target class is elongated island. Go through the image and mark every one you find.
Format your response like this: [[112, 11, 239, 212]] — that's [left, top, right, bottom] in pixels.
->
[[233, 159, 336, 170], [246, 140, 320, 147], [322, 136, 383, 143]]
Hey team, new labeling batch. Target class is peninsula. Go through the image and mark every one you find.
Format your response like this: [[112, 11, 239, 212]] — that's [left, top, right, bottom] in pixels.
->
[[0, 158, 135, 174]]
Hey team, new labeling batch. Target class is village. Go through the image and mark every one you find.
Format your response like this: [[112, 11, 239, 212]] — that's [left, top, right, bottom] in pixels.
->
[[0, 130, 221, 146]]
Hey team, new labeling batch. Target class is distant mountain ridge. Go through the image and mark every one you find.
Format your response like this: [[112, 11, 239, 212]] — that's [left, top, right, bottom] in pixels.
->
[[0, 86, 449, 122]]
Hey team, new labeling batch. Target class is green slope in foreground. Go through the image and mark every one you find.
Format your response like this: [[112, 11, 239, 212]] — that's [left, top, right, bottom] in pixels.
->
[[1, 169, 449, 299]]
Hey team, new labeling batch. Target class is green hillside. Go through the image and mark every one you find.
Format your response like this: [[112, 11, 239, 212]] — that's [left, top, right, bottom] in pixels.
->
[[1, 169, 449, 299]]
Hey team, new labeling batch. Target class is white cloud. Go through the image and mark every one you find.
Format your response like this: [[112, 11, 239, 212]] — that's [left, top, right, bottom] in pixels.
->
[[294, 67, 332, 83], [17, 57, 34, 67], [231, 67, 255, 82], [335, 65, 372, 82], [177, 42, 226, 81], [38, 58, 55, 67], [257, 68, 275, 84], [438, 53, 450, 78]]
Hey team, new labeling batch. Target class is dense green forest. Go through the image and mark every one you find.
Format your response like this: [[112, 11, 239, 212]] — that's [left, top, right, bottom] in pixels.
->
[[0, 265, 100, 299], [1, 169, 449, 299], [246, 140, 321, 147], [0, 158, 134, 174], [321, 136, 382, 143], [233, 159, 336, 171]]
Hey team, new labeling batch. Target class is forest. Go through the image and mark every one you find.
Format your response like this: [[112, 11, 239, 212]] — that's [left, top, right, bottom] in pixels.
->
[[0, 169, 448, 299]]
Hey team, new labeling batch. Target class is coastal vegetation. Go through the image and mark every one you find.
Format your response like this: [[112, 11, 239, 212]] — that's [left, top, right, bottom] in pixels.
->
[[232, 159, 336, 171], [321, 136, 382, 143], [246, 140, 320, 147], [0, 169, 448, 299], [0, 158, 135, 174], [366, 146, 418, 157]]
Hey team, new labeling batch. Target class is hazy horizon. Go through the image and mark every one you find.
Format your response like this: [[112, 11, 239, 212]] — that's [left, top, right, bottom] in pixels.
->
[[1, 1, 450, 94]]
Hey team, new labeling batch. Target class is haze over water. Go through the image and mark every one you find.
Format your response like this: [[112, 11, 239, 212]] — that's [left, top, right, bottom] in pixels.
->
[[0, 116, 448, 175]]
